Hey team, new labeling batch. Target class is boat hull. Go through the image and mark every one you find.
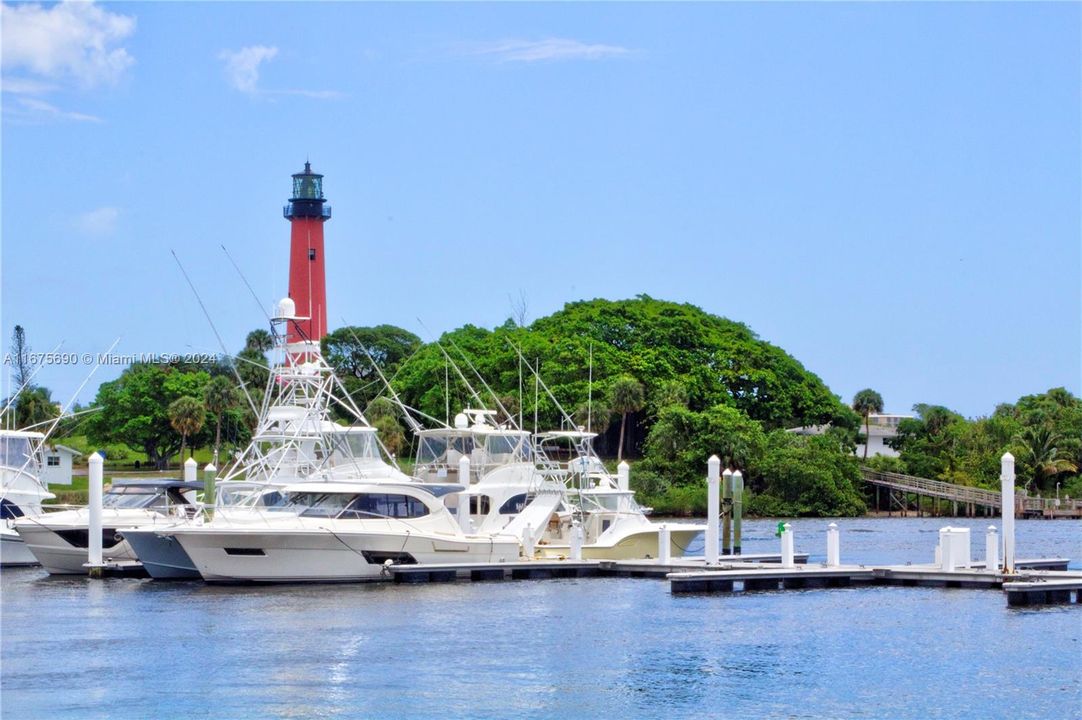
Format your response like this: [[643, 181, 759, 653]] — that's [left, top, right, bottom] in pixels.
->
[[13, 523, 138, 575], [0, 527, 38, 566], [120, 528, 200, 579], [174, 527, 520, 583], [536, 527, 703, 560]]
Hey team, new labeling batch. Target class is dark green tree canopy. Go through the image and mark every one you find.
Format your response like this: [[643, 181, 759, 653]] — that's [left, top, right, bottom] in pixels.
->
[[392, 297, 846, 439], [84, 363, 210, 469]]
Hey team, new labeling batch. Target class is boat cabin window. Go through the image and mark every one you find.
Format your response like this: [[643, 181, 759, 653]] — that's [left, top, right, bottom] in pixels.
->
[[0, 437, 34, 468], [498, 493, 535, 515], [291, 492, 429, 519], [469, 495, 492, 515], [102, 486, 177, 510], [344, 493, 429, 519]]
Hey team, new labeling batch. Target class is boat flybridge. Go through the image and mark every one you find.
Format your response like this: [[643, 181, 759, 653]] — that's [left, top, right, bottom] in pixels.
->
[[412, 408, 566, 545], [1, 430, 56, 566], [150, 300, 520, 583], [410, 406, 703, 561]]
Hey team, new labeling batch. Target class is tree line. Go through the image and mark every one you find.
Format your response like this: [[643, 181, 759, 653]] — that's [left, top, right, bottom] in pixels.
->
[[9, 297, 1079, 516]]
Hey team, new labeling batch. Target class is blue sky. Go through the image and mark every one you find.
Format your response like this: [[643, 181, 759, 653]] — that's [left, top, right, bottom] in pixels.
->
[[2, 1, 1079, 419]]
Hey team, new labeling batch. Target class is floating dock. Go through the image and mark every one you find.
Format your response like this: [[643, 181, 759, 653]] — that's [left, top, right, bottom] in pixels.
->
[[387, 552, 808, 584], [1004, 578, 1082, 607]]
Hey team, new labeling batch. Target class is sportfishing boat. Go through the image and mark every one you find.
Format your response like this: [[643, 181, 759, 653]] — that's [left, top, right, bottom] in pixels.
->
[[13, 479, 201, 574], [0, 430, 56, 566], [152, 301, 520, 583], [531, 430, 705, 560]]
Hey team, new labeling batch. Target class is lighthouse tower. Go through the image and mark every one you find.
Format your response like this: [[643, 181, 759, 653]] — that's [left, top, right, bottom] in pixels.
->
[[283, 161, 331, 346]]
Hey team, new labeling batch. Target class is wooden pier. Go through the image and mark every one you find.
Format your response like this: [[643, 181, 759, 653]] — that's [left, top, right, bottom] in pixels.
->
[[862, 468, 1082, 518]]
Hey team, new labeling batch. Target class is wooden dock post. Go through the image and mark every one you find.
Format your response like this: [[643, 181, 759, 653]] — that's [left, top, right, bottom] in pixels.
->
[[781, 523, 794, 568], [86, 452, 104, 578], [732, 470, 743, 555], [721, 468, 733, 555], [985, 526, 998, 572], [705, 456, 720, 564], [826, 522, 840, 567], [458, 455, 472, 533], [1001, 453, 1016, 574]]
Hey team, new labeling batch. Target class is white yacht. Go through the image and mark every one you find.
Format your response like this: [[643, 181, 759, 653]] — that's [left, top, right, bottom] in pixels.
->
[[13, 479, 201, 574], [0, 430, 56, 566], [169, 480, 519, 583], [531, 431, 705, 560], [151, 303, 521, 583]]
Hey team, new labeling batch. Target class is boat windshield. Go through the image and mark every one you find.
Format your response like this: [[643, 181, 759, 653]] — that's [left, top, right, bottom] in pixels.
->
[[101, 486, 172, 510], [483, 434, 530, 465], [0, 437, 35, 469], [416, 435, 473, 465], [329, 431, 380, 464]]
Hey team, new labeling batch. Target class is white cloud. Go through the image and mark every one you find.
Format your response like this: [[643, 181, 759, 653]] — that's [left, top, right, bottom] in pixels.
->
[[460, 38, 631, 63], [75, 207, 119, 236], [219, 45, 278, 94], [218, 45, 342, 100], [11, 96, 101, 123], [1, 1, 136, 87]]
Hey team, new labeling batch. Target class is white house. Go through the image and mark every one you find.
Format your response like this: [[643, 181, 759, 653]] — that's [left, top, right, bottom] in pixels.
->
[[788, 413, 912, 459], [853, 414, 910, 458], [40, 445, 80, 486]]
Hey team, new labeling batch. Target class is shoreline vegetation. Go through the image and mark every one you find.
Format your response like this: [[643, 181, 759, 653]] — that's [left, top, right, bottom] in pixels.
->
[[9, 298, 1079, 517]]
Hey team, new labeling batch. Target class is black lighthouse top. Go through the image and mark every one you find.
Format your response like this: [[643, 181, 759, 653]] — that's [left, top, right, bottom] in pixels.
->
[[284, 161, 331, 220]]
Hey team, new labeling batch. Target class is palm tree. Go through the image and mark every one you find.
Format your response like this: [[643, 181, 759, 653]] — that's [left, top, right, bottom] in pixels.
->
[[1015, 425, 1077, 494], [609, 376, 645, 462], [168, 396, 206, 465], [15, 387, 59, 429], [245, 329, 274, 353], [203, 376, 238, 465], [852, 389, 884, 461]]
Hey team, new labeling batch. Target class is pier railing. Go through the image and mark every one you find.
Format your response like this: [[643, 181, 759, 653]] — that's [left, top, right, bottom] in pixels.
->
[[859, 468, 1082, 517]]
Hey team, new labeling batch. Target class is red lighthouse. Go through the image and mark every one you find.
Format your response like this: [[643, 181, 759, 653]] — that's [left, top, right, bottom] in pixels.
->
[[283, 161, 331, 345]]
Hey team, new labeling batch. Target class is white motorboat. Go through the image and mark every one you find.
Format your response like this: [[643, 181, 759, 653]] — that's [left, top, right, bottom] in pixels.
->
[[168, 480, 520, 583], [13, 479, 201, 574], [147, 303, 520, 583], [531, 431, 705, 560], [1, 430, 56, 567]]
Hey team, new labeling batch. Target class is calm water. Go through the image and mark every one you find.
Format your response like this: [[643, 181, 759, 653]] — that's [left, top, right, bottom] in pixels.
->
[[2, 518, 1080, 719]]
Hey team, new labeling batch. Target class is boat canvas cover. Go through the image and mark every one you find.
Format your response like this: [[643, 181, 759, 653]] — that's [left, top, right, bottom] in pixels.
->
[[496, 492, 561, 545]]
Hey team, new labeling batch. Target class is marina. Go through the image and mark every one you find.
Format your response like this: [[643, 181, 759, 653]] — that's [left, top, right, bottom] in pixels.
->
[[2, 516, 1078, 719]]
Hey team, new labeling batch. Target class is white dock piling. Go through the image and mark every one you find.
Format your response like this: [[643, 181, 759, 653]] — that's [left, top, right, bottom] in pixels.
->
[[986, 526, 999, 572], [87, 452, 104, 576], [617, 461, 630, 493], [781, 522, 794, 568], [706, 455, 720, 564], [658, 524, 671, 564], [522, 524, 535, 559], [203, 463, 216, 519], [939, 527, 956, 571], [183, 456, 197, 484], [732, 470, 743, 555], [722, 468, 733, 555], [570, 521, 584, 560], [826, 522, 840, 567], [1001, 452, 1016, 573], [457, 455, 472, 533]]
